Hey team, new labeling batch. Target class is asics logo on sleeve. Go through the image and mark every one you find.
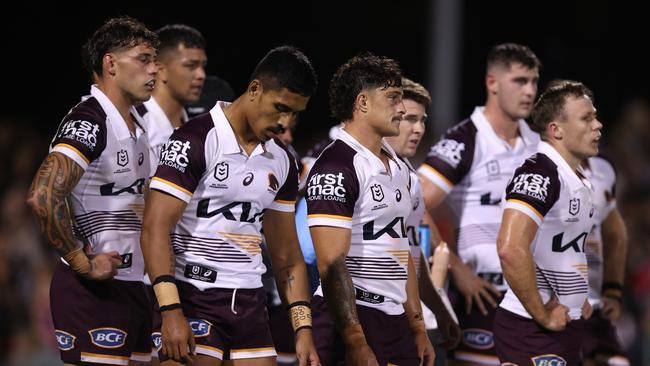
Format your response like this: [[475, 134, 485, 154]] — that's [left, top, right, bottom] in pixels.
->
[[307, 172, 346, 202], [511, 173, 551, 202], [59, 120, 100, 148], [429, 139, 465, 168], [160, 139, 191, 172]]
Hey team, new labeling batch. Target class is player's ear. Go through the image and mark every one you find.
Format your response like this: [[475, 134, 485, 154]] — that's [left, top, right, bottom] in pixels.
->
[[355, 92, 369, 113], [247, 79, 262, 101]]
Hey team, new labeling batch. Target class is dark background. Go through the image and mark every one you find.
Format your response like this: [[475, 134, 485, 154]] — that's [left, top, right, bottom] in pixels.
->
[[4, 1, 648, 154]]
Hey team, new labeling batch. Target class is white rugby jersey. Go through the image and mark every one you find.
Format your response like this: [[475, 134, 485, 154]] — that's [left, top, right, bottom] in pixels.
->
[[582, 156, 617, 306], [141, 96, 189, 171], [404, 158, 438, 329], [418, 107, 539, 290], [50, 85, 151, 282], [150, 101, 298, 290], [500, 142, 595, 320], [306, 130, 413, 315]]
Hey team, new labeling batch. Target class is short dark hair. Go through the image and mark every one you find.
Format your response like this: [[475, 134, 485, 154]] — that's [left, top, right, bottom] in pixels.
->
[[250, 45, 317, 97], [530, 80, 594, 138], [487, 43, 541, 72], [156, 24, 206, 57], [82, 16, 159, 78], [329, 52, 403, 122], [402, 77, 431, 107]]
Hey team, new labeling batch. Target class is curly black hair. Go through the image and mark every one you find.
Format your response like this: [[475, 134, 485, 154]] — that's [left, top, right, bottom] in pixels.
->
[[329, 52, 403, 122]]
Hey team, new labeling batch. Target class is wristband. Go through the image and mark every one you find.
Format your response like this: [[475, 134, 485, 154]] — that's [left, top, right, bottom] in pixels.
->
[[602, 282, 623, 293], [64, 247, 91, 275], [287, 301, 312, 332], [153, 275, 181, 310]]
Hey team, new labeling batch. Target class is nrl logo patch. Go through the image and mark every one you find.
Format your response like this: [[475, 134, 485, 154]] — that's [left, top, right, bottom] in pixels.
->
[[214, 162, 229, 181], [371, 184, 384, 202], [117, 150, 129, 167], [569, 198, 580, 216]]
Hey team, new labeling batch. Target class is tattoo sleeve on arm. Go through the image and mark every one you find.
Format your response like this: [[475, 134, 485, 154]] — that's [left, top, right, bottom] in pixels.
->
[[28, 153, 85, 257], [320, 255, 359, 331]]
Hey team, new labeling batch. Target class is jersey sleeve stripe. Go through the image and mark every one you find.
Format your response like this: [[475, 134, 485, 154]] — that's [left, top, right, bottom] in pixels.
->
[[307, 214, 352, 221], [52, 143, 90, 170], [307, 216, 353, 229], [268, 201, 296, 213], [505, 199, 543, 226], [150, 177, 193, 202], [417, 164, 453, 193]]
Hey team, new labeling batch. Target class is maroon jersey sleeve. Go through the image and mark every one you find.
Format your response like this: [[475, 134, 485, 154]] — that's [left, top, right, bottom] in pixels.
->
[[150, 114, 214, 203], [418, 119, 476, 191], [504, 153, 561, 224], [306, 140, 359, 229], [50, 97, 107, 169]]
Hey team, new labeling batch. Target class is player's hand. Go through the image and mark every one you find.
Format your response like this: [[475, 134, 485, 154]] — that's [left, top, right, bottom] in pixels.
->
[[538, 294, 570, 331], [601, 295, 622, 321], [84, 251, 122, 280], [451, 263, 501, 315], [294, 328, 320, 366], [413, 330, 435, 366], [161, 309, 195, 364], [345, 342, 379, 366]]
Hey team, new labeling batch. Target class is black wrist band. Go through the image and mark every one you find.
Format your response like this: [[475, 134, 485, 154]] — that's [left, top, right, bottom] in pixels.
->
[[159, 303, 182, 312], [287, 301, 311, 310], [602, 282, 623, 293], [153, 275, 176, 286], [295, 325, 312, 333]]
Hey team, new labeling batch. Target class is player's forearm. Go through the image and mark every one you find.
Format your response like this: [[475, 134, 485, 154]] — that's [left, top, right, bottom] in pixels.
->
[[271, 249, 312, 304], [498, 243, 545, 321], [319, 255, 365, 345], [418, 253, 449, 319], [27, 153, 85, 257], [602, 210, 628, 286], [141, 227, 176, 281], [404, 256, 426, 334]]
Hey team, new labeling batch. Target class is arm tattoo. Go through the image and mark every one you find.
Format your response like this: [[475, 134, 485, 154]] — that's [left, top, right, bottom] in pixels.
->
[[28, 153, 84, 257], [320, 255, 360, 331]]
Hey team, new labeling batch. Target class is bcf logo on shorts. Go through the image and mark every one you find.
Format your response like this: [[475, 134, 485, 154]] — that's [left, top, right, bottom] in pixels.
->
[[55, 330, 76, 351], [532, 354, 567, 366], [89, 327, 127, 348], [188, 318, 212, 337], [151, 332, 162, 351], [462, 328, 494, 350]]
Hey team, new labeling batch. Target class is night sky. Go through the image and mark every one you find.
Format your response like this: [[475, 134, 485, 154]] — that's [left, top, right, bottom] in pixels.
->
[[4, 1, 648, 155]]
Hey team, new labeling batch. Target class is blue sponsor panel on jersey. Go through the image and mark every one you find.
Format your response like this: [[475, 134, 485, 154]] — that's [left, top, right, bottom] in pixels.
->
[[88, 327, 127, 349], [187, 318, 212, 337], [461, 328, 494, 350], [55, 330, 76, 351], [532, 354, 567, 366]]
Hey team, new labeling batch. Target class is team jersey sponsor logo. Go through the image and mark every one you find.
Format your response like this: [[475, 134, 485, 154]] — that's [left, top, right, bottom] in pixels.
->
[[461, 328, 494, 350], [88, 328, 127, 348], [395, 189, 402, 202], [569, 198, 580, 215], [184, 264, 217, 283], [214, 162, 229, 181], [552, 231, 588, 253], [510, 173, 551, 202], [58, 120, 101, 149], [118, 253, 133, 269], [197, 200, 264, 222], [307, 172, 346, 203], [362, 217, 407, 240], [355, 288, 384, 304], [532, 354, 567, 366], [160, 139, 191, 173], [138, 152, 144, 166], [187, 318, 211, 337], [55, 330, 76, 351], [99, 178, 146, 196], [151, 332, 162, 350], [117, 150, 129, 167], [428, 138, 465, 168]]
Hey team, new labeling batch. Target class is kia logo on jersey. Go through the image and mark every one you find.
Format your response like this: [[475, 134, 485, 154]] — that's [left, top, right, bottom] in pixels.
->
[[569, 198, 580, 216], [371, 184, 384, 202]]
